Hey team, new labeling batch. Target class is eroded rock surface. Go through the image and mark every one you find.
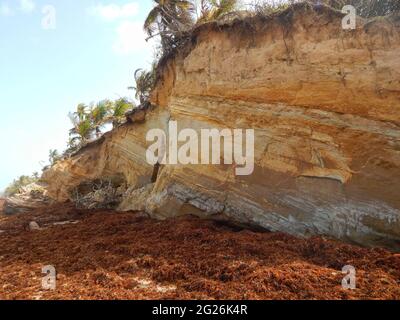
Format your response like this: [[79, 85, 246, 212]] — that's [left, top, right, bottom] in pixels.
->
[[3, 183, 52, 216], [43, 6, 400, 249], [0, 198, 5, 213]]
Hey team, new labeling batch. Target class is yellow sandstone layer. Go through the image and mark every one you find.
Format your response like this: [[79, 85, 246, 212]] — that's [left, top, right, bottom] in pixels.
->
[[43, 5, 400, 249]]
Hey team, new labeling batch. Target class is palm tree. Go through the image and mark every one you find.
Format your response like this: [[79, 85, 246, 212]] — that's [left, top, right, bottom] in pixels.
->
[[130, 68, 156, 105], [48, 149, 60, 166], [144, 0, 195, 50], [109, 98, 134, 128], [68, 114, 93, 144], [75, 103, 87, 121], [68, 103, 93, 145], [89, 100, 111, 138], [197, 0, 237, 23]]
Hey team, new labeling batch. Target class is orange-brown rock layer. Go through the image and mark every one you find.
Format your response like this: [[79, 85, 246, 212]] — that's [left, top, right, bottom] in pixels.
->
[[43, 5, 400, 249]]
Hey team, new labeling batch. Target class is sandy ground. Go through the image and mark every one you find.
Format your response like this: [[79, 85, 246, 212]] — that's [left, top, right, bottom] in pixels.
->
[[0, 203, 399, 300]]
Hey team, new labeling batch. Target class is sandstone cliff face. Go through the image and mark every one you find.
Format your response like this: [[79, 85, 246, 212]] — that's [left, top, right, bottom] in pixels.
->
[[44, 6, 400, 249], [0, 198, 5, 213]]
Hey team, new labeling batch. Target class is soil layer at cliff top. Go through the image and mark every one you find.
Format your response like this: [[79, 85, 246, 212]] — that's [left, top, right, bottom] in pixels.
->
[[0, 203, 399, 300]]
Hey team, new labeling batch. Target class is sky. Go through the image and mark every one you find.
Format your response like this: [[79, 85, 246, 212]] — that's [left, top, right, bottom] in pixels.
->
[[0, 0, 156, 192]]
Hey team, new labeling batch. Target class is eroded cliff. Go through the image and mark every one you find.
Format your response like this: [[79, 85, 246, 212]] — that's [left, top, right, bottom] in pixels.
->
[[43, 5, 400, 249]]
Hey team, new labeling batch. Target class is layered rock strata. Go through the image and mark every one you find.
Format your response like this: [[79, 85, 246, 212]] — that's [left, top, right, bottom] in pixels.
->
[[43, 6, 400, 249]]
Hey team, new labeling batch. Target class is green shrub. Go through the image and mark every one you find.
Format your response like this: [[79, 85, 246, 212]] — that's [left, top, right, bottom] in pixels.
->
[[5, 174, 39, 197]]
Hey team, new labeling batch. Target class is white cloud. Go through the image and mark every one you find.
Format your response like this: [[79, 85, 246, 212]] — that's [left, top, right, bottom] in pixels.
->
[[88, 2, 139, 21], [112, 20, 151, 55], [20, 0, 35, 13], [0, 3, 13, 16]]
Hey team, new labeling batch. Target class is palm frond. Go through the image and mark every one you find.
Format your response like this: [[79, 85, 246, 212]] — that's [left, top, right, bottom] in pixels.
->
[[199, 0, 237, 22], [144, 7, 161, 36], [113, 98, 133, 118], [133, 66, 156, 105]]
